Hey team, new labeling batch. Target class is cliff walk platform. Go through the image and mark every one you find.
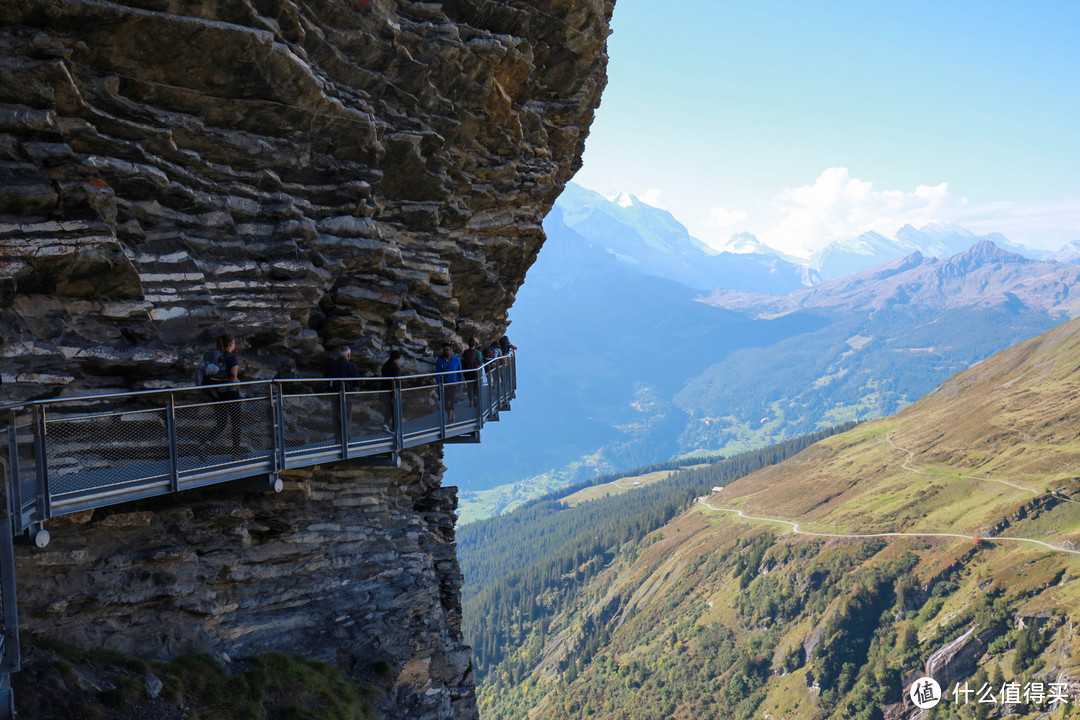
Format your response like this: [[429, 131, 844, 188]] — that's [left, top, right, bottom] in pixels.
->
[[0, 353, 517, 716]]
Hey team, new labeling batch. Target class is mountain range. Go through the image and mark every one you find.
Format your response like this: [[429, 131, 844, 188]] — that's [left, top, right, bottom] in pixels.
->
[[445, 185, 1080, 521], [703, 240, 1080, 316], [555, 183, 819, 292], [805, 223, 1042, 279], [464, 310, 1080, 720], [676, 239, 1080, 455]]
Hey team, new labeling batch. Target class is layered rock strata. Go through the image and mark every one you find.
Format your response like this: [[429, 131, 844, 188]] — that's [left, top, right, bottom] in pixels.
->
[[20, 453, 478, 718], [0, 0, 612, 716], [0, 0, 611, 391]]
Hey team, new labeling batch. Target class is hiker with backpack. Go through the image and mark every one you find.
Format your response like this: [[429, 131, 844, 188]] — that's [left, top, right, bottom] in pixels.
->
[[200, 333, 243, 449]]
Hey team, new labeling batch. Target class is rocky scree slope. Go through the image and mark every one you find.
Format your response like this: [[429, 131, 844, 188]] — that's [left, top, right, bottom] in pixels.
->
[[0, 0, 612, 718]]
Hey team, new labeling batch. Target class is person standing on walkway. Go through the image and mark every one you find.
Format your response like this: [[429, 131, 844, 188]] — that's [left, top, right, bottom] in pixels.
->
[[326, 346, 365, 446], [498, 334, 517, 358], [435, 342, 463, 422], [460, 337, 482, 407], [326, 346, 362, 392], [202, 333, 242, 448], [380, 350, 402, 433]]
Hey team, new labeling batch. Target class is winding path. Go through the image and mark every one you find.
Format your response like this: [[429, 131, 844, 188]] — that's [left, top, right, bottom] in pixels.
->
[[885, 432, 1042, 495], [696, 501, 1080, 556], [885, 432, 1080, 506]]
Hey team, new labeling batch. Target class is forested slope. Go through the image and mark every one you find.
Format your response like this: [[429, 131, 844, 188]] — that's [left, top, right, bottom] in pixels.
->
[[459, 424, 857, 679]]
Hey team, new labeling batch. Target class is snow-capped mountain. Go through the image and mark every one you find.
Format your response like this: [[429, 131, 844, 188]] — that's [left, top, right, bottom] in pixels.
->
[[810, 223, 1044, 279], [702, 239, 1080, 317], [554, 183, 817, 292], [718, 232, 776, 255], [1046, 240, 1080, 265]]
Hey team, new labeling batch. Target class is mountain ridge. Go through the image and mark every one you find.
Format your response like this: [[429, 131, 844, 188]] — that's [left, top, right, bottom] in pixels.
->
[[555, 183, 818, 292], [701, 239, 1080, 317], [471, 312, 1080, 720]]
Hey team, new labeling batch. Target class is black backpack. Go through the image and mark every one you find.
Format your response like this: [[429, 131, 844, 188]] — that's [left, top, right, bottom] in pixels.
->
[[194, 349, 226, 384]]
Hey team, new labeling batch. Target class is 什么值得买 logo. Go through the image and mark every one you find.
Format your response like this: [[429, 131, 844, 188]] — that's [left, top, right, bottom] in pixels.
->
[[910, 677, 942, 709]]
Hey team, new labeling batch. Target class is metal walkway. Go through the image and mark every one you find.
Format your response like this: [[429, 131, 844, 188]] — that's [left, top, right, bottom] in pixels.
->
[[0, 354, 517, 716]]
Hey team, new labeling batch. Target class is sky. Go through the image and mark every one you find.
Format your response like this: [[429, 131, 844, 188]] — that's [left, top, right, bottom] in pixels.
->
[[570, 0, 1080, 258]]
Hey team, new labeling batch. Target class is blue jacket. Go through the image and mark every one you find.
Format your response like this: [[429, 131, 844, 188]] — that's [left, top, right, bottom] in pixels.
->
[[435, 354, 462, 383]]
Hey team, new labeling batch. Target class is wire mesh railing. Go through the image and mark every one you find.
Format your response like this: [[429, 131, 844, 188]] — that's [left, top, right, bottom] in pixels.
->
[[0, 353, 516, 714], [0, 353, 516, 533]]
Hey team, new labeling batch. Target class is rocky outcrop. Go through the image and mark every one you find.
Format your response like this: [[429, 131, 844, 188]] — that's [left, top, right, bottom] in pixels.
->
[[18, 453, 480, 718], [0, 0, 612, 717], [0, 0, 612, 392], [923, 625, 992, 696]]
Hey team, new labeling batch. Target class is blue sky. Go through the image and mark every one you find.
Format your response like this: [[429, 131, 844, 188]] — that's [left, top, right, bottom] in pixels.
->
[[571, 0, 1080, 256]]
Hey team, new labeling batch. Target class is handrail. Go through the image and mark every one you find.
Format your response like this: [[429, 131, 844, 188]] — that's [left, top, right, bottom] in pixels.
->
[[0, 352, 518, 717], [0, 354, 511, 413]]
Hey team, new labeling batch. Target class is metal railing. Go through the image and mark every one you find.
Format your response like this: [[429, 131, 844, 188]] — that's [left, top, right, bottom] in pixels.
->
[[0, 352, 517, 716]]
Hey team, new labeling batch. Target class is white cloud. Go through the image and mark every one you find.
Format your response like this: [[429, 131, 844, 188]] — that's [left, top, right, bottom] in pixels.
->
[[639, 188, 665, 208], [704, 207, 750, 228], [760, 167, 956, 257]]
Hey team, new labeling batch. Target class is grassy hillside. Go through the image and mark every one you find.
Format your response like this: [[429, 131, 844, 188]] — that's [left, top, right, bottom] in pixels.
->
[[474, 317, 1080, 720]]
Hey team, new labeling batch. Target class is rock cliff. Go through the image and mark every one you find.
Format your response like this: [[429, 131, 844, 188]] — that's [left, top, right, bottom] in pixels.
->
[[0, 0, 612, 716]]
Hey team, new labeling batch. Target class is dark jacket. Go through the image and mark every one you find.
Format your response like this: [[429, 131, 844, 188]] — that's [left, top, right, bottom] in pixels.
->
[[326, 357, 361, 391]]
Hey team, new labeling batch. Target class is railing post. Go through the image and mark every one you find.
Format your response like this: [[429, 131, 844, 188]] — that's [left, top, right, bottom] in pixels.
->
[[484, 364, 494, 420], [273, 385, 287, 470], [6, 429, 21, 537], [0, 464, 23, 710], [437, 377, 446, 440], [510, 353, 517, 400], [475, 368, 485, 430], [339, 384, 350, 460], [0, 514, 20, 676], [31, 405, 50, 524], [501, 360, 509, 405], [268, 384, 281, 474], [393, 381, 404, 451], [497, 363, 506, 408], [166, 393, 180, 493]]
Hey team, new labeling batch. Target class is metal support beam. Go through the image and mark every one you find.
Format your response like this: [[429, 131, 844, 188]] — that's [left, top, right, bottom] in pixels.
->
[[444, 432, 481, 445], [6, 429, 21, 537], [0, 467, 21, 719], [353, 452, 400, 468], [0, 674, 13, 720]]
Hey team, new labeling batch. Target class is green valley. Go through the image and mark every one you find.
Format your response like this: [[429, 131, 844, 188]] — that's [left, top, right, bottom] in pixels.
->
[[462, 315, 1080, 720]]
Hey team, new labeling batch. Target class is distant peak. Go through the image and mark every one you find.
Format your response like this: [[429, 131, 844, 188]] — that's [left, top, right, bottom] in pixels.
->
[[920, 221, 973, 236], [605, 190, 636, 208], [948, 239, 1026, 268], [963, 238, 1013, 258], [858, 250, 930, 283], [721, 232, 772, 255]]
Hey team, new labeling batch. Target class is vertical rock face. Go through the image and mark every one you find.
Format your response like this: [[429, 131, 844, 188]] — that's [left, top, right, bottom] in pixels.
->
[[0, 0, 611, 389], [20, 453, 482, 718], [0, 0, 612, 717]]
